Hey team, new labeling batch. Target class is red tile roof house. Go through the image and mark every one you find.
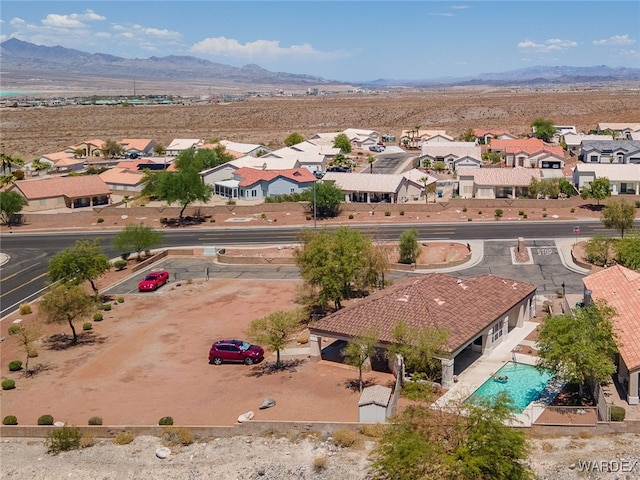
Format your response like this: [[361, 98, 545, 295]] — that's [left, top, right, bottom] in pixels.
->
[[37, 152, 84, 174], [99, 167, 146, 193], [66, 139, 105, 158], [118, 138, 157, 157], [458, 167, 541, 199], [213, 167, 316, 200], [308, 273, 537, 388], [8, 176, 111, 211], [489, 138, 566, 169], [473, 129, 518, 144], [582, 265, 640, 405]]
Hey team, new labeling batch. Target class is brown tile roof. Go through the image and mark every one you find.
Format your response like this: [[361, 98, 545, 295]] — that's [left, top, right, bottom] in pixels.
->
[[474, 129, 515, 137], [583, 265, 640, 372], [99, 167, 145, 186], [465, 167, 541, 186], [13, 176, 111, 200], [233, 167, 316, 187], [310, 273, 536, 354], [118, 138, 154, 152]]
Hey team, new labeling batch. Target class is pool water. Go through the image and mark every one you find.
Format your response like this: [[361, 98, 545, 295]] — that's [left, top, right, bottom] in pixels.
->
[[466, 362, 553, 413]]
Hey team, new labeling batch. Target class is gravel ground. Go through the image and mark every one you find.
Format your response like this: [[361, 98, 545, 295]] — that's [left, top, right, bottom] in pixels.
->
[[2, 433, 640, 479]]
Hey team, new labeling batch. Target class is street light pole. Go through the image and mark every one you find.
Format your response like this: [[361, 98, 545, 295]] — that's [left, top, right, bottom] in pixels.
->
[[313, 180, 317, 229]]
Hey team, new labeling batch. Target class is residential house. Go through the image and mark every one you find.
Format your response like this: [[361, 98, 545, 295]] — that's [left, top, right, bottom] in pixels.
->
[[563, 133, 613, 154], [420, 142, 482, 171], [201, 155, 301, 186], [473, 129, 518, 144], [261, 142, 336, 173], [458, 168, 541, 199], [219, 140, 271, 157], [597, 123, 640, 140], [99, 167, 146, 193], [579, 140, 640, 164], [8, 175, 111, 211], [166, 138, 204, 157], [342, 128, 382, 149], [322, 169, 434, 203], [37, 152, 84, 173], [115, 159, 171, 172], [582, 265, 640, 405], [572, 163, 640, 195], [212, 167, 316, 200], [399, 129, 452, 148], [308, 273, 537, 388], [66, 139, 105, 157], [551, 125, 577, 143], [118, 138, 157, 157], [489, 138, 565, 169]]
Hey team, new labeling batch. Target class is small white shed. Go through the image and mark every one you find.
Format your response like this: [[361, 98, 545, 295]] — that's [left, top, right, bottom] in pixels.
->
[[358, 385, 392, 423]]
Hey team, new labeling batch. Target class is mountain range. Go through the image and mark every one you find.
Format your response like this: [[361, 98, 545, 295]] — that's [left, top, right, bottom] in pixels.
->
[[2, 38, 639, 91]]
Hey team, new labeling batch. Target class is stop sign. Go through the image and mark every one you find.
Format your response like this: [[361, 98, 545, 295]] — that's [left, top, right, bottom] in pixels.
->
[[573, 226, 580, 234]]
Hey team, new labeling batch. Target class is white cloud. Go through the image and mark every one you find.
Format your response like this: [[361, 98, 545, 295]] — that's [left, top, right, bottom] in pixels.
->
[[593, 34, 636, 46], [112, 23, 183, 52], [428, 13, 454, 17], [70, 10, 106, 22], [41, 9, 105, 29], [190, 37, 349, 61], [517, 38, 577, 52], [450, 5, 470, 9], [0, 34, 6, 43]]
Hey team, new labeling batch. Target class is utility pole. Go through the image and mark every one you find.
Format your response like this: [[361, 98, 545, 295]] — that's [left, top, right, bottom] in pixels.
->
[[313, 180, 317, 229]]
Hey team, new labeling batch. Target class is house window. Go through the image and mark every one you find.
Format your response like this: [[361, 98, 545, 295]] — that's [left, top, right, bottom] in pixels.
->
[[251, 190, 257, 197], [491, 319, 503, 343], [291, 188, 295, 193], [590, 155, 598, 162]]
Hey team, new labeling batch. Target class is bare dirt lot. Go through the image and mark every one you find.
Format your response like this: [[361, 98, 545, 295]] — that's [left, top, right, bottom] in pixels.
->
[[3, 88, 640, 159]]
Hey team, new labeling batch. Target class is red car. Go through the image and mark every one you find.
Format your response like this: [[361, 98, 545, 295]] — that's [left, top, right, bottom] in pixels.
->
[[209, 339, 265, 365], [138, 270, 169, 292]]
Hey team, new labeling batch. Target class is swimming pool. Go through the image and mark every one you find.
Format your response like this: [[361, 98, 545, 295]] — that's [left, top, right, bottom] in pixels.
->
[[466, 362, 553, 413]]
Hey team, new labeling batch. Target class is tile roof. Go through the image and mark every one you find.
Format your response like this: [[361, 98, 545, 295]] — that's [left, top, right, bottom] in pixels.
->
[[421, 143, 481, 160], [563, 133, 614, 146], [583, 265, 640, 372], [53, 157, 85, 168], [597, 123, 640, 132], [219, 140, 266, 154], [230, 155, 300, 170], [322, 172, 404, 193], [41, 151, 76, 162], [13, 175, 111, 200], [119, 138, 154, 152], [310, 273, 536, 354], [167, 138, 204, 150], [99, 167, 145, 186], [233, 167, 316, 187], [463, 167, 541, 186], [573, 163, 640, 182], [474, 129, 515, 137], [581, 140, 640, 153]]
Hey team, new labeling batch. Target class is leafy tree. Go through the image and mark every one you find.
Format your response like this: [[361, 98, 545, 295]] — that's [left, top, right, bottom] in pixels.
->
[[73, 148, 85, 158], [48, 240, 111, 296], [528, 178, 560, 199], [0, 190, 28, 225], [601, 199, 636, 238], [482, 151, 503, 164], [342, 329, 379, 392], [458, 128, 476, 142], [367, 154, 375, 173], [398, 229, 421, 265], [537, 300, 618, 399], [432, 161, 446, 172], [295, 227, 371, 309], [371, 392, 532, 480], [247, 309, 302, 367], [580, 177, 611, 205], [39, 284, 96, 344], [142, 152, 212, 223], [13, 321, 43, 375], [386, 321, 449, 380], [299, 181, 343, 218], [153, 144, 166, 156], [284, 132, 305, 146], [112, 224, 163, 260], [583, 234, 614, 267], [30, 159, 50, 174], [615, 233, 640, 270], [333, 133, 352, 154], [531, 117, 556, 142], [559, 178, 577, 197], [102, 139, 123, 158], [356, 242, 390, 291]]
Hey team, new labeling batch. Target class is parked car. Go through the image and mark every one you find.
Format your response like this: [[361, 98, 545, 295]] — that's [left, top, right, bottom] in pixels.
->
[[138, 270, 169, 292], [369, 145, 384, 152], [327, 166, 352, 173], [313, 170, 325, 179], [209, 339, 265, 365]]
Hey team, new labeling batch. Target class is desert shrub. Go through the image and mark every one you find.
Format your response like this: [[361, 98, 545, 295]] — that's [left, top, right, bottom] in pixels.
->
[[260, 213, 267, 220], [384, 211, 391, 217], [462, 206, 468, 212], [610, 405, 626, 422], [635, 200, 640, 208], [467, 218, 473, 221], [313, 455, 328, 471], [478, 210, 483, 215], [331, 429, 358, 448], [209, 218, 215, 223], [2, 379, 16, 390], [494, 209, 504, 219], [360, 423, 387, 438], [306, 215, 312, 221], [82, 322, 93, 331], [102, 303, 112, 311], [542, 213, 548, 218], [80, 431, 95, 448], [96, 218, 104, 223], [46, 425, 82, 454], [518, 210, 525, 216], [161, 426, 194, 446], [8, 360, 23, 371], [117, 297, 125, 303], [120, 252, 130, 261], [158, 416, 174, 426], [297, 336, 309, 344], [38, 414, 54, 425], [348, 214, 354, 219], [570, 207, 576, 213], [523, 214, 528, 219], [93, 313, 103, 322], [27, 349, 38, 358], [3, 415, 18, 425], [113, 430, 135, 445], [88, 416, 103, 425], [8, 325, 21, 335], [19, 303, 32, 315], [160, 217, 168, 224], [113, 260, 127, 271]]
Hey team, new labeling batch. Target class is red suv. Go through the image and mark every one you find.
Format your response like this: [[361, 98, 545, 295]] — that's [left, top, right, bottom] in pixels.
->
[[138, 270, 169, 292], [209, 339, 264, 365]]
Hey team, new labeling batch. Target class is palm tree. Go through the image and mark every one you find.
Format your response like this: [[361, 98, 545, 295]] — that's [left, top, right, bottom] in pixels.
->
[[367, 155, 375, 173], [413, 125, 421, 149]]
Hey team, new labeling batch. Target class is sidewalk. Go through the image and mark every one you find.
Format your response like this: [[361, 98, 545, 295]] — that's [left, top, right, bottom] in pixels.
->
[[0, 253, 9, 266]]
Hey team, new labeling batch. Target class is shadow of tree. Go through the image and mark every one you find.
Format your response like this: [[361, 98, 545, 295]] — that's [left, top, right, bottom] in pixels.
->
[[578, 203, 605, 212], [24, 362, 52, 378], [246, 358, 307, 378], [45, 332, 106, 350], [345, 378, 377, 392]]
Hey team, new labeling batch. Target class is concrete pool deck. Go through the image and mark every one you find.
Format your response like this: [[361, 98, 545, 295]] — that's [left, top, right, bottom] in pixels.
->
[[433, 319, 563, 427]]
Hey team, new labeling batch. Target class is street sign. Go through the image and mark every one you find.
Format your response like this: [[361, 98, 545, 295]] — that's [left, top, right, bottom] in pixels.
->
[[573, 226, 580, 234]]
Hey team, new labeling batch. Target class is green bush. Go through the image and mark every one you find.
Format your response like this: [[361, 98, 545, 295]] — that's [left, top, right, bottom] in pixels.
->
[[462, 207, 468, 213], [306, 215, 312, 221], [82, 322, 93, 331], [384, 211, 391, 217], [38, 414, 54, 425], [542, 213, 548, 218], [494, 209, 504, 218], [161, 426, 194, 446], [158, 416, 174, 426], [348, 214, 354, 219], [518, 210, 525, 216], [399, 210, 405, 216], [611, 405, 626, 422], [113, 260, 127, 271], [209, 218, 216, 223], [113, 430, 134, 445], [88, 416, 103, 426], [97, 218, 104, 223], [3, 415, 18, 425], [120, 252, 130, 261], [8, 360, 23, 371], [8, 325, 21, 335], [523, 214, 528, 219], [46, 426, 82, 454], [117, 297, 125, 303], [478, 211, 483, 215], [93, 313, 103, 322], [570, 207, 576, 213], [19, 303, 32, 315], [102, 303, 112, 311], [2, 379, 16, 390]]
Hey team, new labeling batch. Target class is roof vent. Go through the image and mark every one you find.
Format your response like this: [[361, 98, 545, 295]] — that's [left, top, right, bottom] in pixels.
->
[[457, 279, 462, 284], [396, 294, 409, 302], [434, 298, 445, 306]]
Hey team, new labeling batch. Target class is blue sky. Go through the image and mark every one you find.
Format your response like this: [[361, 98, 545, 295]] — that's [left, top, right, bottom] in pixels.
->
[[1, 1, 639, 82]]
